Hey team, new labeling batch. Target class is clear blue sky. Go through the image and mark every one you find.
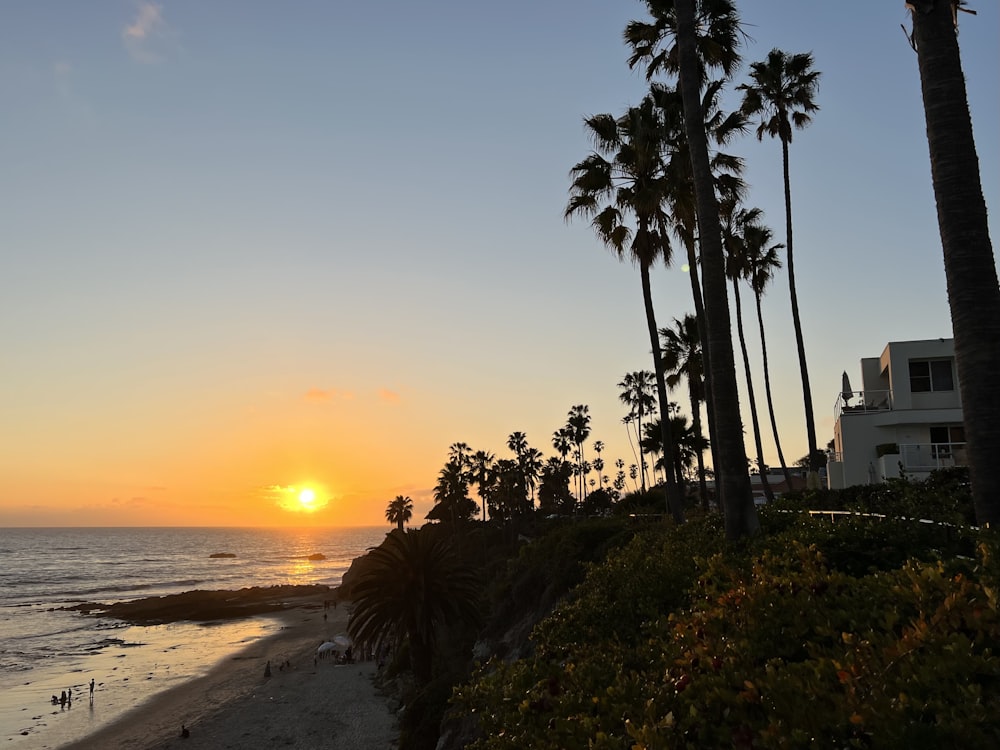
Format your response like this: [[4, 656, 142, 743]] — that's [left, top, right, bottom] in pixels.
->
[[1, 1, 997, 525]]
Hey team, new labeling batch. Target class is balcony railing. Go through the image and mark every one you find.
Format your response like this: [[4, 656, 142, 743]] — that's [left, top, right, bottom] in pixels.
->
[[898, 442, 968, 472], [834, 390, 892, 420]]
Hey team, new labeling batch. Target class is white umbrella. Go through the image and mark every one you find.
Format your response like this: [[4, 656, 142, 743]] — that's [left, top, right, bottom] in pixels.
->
[[333, 634, 352, 649], [317, 641, 336, 655]]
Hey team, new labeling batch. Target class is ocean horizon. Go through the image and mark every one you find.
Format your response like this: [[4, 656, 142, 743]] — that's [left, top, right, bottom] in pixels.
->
[[0, 525, 387, 749]]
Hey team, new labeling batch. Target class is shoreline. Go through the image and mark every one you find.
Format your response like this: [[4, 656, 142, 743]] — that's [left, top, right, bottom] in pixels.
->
[[60, 602, 396, 750]]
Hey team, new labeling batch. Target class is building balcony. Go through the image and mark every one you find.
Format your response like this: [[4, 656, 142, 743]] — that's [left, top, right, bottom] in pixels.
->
[[834, 390, 892, 420], [897, 442, 968, 473]]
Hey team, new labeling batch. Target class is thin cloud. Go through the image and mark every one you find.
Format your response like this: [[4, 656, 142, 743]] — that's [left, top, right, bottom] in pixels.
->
[[304, 388, 355, 403], [378, 389, 401, 404], [122, 2, 171, 63]]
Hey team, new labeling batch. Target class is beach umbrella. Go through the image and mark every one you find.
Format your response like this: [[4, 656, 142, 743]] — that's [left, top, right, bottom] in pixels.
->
[[317, 641, 336, 655], [333, 634, 352, 648]]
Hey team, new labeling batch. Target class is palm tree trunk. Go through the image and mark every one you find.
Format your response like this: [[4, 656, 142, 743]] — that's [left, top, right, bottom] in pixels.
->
[[781, 136, 819, 483], [911, 1, 1000, 526], [675, 0, 758, 539], [733, 279, 773, 502], [684, 235, 721, 508], [688, 377, 709, 511], [755, 292, 793, 488], [641, 262, 685, 522]]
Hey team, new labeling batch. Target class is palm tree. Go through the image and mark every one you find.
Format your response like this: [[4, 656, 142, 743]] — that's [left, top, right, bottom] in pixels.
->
[[723, 204, 774, 503], [385, 495, 413, 532], [908, 1, 1000, 526], [738, 48, 822, 484], [660, 314, 709, 510], [673, 0, 758, 539], [566, 405, 592, 502], [743, 219, 793, 489], [428, 460, 477, 527], [566, 97, 684, 522], [617, 370, 658, 491], [468, 450, 495, 525], [592, 440, 606, 490], [347, 527, 480, 684]]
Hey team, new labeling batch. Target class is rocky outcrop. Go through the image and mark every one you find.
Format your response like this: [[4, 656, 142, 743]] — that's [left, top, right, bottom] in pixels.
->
[[63, 584, 331, 625]]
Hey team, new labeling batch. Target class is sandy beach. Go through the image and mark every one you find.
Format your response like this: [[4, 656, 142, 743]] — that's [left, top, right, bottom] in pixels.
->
[[60, 604, 396, 750]]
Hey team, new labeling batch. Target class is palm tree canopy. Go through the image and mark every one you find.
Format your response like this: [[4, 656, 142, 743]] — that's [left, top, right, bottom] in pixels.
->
[[566, 94, 676, 271], [738, 48, 821, 144], [625, 0, 744, 83], [385, 495, 414, 529], [347, 528, 481, 678]]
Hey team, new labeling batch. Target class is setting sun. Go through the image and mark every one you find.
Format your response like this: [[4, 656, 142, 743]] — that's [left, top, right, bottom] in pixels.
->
[[298, 488, 316, 508]]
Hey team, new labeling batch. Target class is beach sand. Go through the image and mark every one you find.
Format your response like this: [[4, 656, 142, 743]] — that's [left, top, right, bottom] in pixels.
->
[[61, 604, 396, 750]]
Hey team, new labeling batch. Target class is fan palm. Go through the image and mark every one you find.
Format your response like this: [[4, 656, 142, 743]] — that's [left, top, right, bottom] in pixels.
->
[[723, 204, 774, 502], [618, 371, 657, 491], [385, 495, 413, 532], [347, 527, 480, 684], [565, 96, 685, 523], [738, 47, 822, 483], [566, 405, 592, 502], [908, 1, 1000, 525], [660, 314, 709, 510], [743, 220, 793, 489]]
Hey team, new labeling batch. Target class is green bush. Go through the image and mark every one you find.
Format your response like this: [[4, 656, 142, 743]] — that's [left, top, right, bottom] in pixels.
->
[[455, 523, 1000, 749]]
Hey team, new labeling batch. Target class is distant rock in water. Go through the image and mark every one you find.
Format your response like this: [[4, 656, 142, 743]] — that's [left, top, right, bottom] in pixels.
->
[[209, 552, 237, 558], [62, 584, 331, 625], [307, 553, 326, 561]]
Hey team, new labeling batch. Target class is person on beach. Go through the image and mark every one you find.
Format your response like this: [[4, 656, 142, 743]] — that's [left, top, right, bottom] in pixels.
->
[[89, 678, 95, 702], [60, 691, 66, 709], [264, 660, 272, 678]]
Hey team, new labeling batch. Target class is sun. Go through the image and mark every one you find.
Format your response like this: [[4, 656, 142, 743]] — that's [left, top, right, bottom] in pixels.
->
[[298, 488, 316, 508]]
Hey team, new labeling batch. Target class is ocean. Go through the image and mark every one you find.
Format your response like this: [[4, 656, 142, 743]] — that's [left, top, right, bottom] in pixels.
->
[[0, 526, 386, 749]]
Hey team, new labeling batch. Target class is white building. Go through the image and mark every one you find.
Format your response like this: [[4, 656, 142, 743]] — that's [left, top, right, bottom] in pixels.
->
[[827, 339, 966, 490]]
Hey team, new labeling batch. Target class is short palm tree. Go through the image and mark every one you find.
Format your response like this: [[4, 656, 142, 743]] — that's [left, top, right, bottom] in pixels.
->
[[660, 314, 709, 509], [347, 528, 480, 684], [385, 495, 413, 532], [618, 371, 657, 491], [738, 47, 822, 482]]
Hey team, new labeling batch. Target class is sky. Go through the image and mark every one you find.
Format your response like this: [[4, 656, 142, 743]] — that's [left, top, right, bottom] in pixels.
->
[[1, 1, 997, 528]]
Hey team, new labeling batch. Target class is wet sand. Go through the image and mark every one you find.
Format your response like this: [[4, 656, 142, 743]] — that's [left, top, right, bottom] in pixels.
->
[[60, 605, 396, 750]]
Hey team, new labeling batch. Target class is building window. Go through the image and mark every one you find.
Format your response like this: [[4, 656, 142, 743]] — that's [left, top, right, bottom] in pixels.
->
[[930, 425, 965, 459], [909, 359, 955, 393]]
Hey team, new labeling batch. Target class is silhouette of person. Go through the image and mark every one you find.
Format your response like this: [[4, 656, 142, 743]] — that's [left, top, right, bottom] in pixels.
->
[[89, 679, 95, 703], [264, 660, 272, 678], [181, 724, 190, 738], [60, 691, 66, 709]]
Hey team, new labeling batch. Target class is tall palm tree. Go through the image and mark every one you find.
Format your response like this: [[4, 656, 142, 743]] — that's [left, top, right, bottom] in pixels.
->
[[660, 314, 709, 510], [617, 370, 658, 491], [592, 440, 606, 490], [566, 96, 684, 522], [723, 204, 774, 503], [347, 527, 480, 684], [743, 219, 793, 489], [468, 449, 496, 525], [385, 495, 413, 532], [908, 1, 1000, 526], [566, 405, 592, 502], [738, 48, 822, 483], [673, 0, 758, 539]]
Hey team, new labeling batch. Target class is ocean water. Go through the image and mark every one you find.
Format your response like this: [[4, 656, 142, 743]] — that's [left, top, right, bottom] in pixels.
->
[[0, 526, 386, 749]]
